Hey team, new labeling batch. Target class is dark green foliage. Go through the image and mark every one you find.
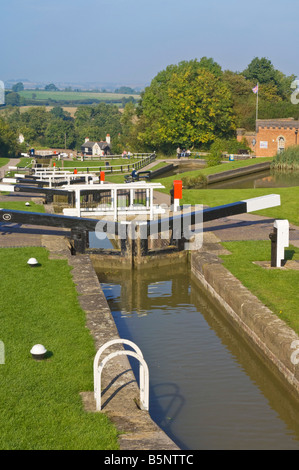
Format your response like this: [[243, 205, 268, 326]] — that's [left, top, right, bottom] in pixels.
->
[[181, 173, 207, 188], [207, 138, 250, 167]]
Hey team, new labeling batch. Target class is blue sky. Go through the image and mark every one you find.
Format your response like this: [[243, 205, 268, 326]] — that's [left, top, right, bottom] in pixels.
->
[[1, 0, 298, 88]]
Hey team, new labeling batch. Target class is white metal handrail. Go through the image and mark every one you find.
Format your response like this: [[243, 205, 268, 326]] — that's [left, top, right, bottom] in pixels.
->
[[94, 339, 149, 411]]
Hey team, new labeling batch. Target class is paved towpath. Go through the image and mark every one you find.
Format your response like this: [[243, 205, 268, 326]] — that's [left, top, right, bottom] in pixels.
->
[[0, 157, 20, 180]]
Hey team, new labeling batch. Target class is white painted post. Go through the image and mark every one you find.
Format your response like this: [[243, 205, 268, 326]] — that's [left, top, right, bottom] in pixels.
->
[[130, 189, 134, 207], [150, 187, 154, 220], [75, 188, 81, 217], [274, 219, 289, 267], [113, 188, 117, 221]]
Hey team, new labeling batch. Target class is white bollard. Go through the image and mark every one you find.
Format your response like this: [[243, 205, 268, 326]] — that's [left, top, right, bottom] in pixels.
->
[[273, 219, 289, 267]]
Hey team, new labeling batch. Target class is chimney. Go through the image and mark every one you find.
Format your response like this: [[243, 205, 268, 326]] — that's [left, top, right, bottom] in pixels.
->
[[106, 134, 110, 144], [85, 137, 89, 143]]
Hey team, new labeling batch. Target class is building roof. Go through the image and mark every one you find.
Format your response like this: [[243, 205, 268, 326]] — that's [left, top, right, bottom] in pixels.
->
[[256, 118, 299, 130], [81, 140, 110, 149]]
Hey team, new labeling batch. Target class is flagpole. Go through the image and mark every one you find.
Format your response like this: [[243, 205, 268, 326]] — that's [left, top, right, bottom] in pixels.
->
[[256, 82, 259, 123]]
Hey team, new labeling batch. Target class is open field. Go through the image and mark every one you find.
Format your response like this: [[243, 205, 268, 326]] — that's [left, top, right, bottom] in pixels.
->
[[18, 90, 140, 102]]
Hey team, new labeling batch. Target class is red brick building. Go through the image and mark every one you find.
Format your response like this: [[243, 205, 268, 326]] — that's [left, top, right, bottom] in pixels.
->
[[237, 118, 299, 157]]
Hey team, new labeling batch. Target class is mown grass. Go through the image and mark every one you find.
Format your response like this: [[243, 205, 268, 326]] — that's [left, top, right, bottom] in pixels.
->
[[220, 241, 299, 336], [0, 201, 46, 212], [0, 247, 119, 450], [181, 186, 299, 226]]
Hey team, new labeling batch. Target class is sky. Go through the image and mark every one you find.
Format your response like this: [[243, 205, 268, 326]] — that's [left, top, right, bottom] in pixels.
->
[[1, 0, 299, 88]]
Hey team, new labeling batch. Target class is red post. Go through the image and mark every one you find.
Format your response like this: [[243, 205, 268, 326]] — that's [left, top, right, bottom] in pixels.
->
[[100, 171, 105, 183], [173, 180, 182, 200]]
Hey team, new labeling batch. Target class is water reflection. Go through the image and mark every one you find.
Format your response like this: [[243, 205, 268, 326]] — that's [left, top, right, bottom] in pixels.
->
[[209, 170, 299, 189], [97, 264, 299, 450]]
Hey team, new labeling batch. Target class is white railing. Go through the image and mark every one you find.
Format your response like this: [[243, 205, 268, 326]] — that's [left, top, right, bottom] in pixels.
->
[[93, 339, 149, 411]]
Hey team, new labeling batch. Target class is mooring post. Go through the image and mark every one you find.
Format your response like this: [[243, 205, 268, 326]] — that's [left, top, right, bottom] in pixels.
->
[[269, 219, 289, 267]]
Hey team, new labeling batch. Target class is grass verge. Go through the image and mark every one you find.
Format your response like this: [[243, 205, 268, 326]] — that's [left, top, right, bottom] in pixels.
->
[[219, 240, 299, 336], [0, 158, 10, 168], [0, 247, 119, 450], [181, 187, 299, 226], [0, 201, 46, 212]]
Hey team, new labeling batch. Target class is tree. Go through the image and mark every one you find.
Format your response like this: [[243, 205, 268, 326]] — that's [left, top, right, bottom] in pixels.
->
[[114, 86, 136, 94], [45, 83, 59, 91], [243, 57, 295, 100], [198, 56, 223, 77], [0, 118, 19, 157], [45, 119, 76, 149], [50, 106, 71, 120], [12, 82, 24, 92], [74, 103, 122, 148], [119, 102, 138, 150], [20, 107, 51, 141], [136, 59, 236, 152], [5, 91, 21, 106]]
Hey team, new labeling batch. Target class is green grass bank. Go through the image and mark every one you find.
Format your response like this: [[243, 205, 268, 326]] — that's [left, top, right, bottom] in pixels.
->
[[0, 247, 119, 450]]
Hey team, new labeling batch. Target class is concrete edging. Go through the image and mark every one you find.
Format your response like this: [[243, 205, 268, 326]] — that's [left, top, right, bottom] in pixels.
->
[[207, 161, 271, 184], [190, 246, 299, 397]]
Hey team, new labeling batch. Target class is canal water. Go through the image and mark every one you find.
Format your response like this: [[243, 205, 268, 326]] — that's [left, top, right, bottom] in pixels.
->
[[208, 169, 299, 189], [157, 164, 299, 189], [96, 263, 299, 450]]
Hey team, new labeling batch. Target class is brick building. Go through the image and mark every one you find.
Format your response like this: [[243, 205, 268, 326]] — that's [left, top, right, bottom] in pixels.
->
[[237, 118, 299, 157]]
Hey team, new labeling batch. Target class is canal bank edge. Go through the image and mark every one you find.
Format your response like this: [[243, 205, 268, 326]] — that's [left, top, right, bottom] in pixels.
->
[[206, 161, 271, 184], [41, 235, 180, 451], [191, 232, 299, 398]]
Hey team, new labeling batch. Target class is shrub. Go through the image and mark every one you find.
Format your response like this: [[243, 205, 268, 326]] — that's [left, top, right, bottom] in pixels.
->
[[207, 137, 250, 167], [271, 146, 299, 170], [182, 173, 207, 188]]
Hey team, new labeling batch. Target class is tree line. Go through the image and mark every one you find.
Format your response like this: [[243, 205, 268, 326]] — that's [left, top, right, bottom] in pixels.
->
[[0, 56, 298, 158]]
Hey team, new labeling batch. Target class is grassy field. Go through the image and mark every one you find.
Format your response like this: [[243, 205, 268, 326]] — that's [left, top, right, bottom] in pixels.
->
[[18, 90, 140, 102], [220, 241, 299, 336], [0, 247, 120, 450]]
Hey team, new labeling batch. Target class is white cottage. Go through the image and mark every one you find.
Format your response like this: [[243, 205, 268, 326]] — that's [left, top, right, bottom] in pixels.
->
[[81, 134, 111, 156]]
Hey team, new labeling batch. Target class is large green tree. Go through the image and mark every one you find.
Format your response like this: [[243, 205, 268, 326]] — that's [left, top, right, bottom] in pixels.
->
[[136, 59, 236, 152], [243, 57, 295, 100], [0, 118, 19, 157], [74, 103, 122, 149]]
